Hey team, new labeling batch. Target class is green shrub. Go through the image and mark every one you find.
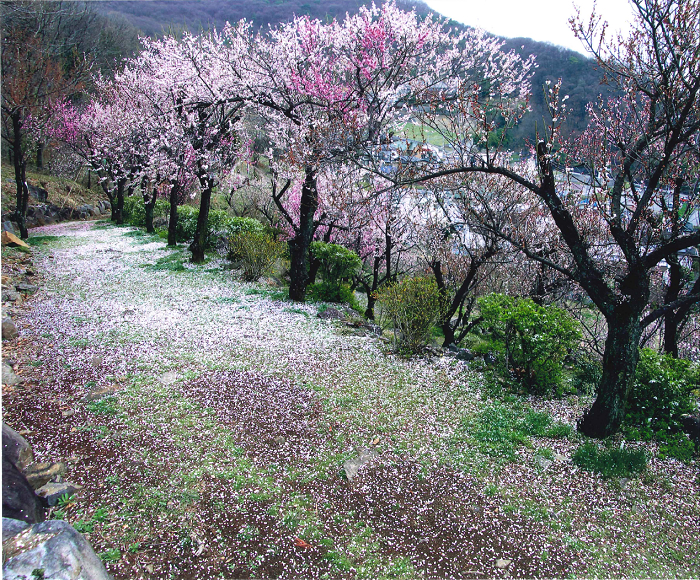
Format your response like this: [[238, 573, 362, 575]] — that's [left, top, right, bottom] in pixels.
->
[[175, 205, 199, 242], [376, 276, 446, 354], [123, 196, 169, 227], [207, 209, 231, 236], [228, 230, 283, 281], [227, 216, 264, 235], [572, 442, 647, 478], [477, 294, 581, 395], [310, 241, 362, 283], [175, 206, 235, 246], [225, 218, 265, 260], [624, 348, 698, 461], [571, 350, 603, 395], [307, 282, 361, 310]]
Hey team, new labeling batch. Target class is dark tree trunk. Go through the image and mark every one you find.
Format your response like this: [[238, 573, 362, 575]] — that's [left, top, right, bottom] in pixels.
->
[[578, 307, 643, 438], [288, 167, 319, 302], [11, 112, 30, 239], [190, 174, 214, 263], [96, 171, 116, 221], [663, 254, 683, 357], [36, 141, 44, 170], [144, 195, 155, 233], [87, 169, 91, 190], [308, 257, 321, 286], [143, 180, 157, 233], [115, 178, 126, 225], [385, 219, 393, 283], [431, 251, 490, 347], [168, 182, 180, 247], [362, 255, 383, 320]]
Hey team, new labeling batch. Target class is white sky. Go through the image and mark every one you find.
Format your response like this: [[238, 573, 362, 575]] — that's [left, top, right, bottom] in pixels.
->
[[422, 0, 637, 54]]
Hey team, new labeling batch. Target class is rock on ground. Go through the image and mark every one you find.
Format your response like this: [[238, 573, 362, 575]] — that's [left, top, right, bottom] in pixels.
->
[[343, 448, 378, 482], [3, 423, 34, 470], [2, 363, 21, 386], [2, 317, 19, 340], [2, 455, 46, 524], [2, 518, 112, 580], [23, 462, 67, 490]]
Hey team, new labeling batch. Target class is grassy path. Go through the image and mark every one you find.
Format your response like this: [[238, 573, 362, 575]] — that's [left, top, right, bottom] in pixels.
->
[[2, 221, 698, 579]]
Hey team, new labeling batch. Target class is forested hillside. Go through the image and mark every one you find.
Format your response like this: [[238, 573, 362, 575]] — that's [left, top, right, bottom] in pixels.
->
[[95, 0, 439, 34], [96, 0, 614, 146]]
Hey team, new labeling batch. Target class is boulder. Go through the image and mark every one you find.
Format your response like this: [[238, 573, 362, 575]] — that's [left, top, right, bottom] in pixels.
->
[[317, 307, 344, 320], [2, 317, 19, 340], [1, 231, 29, 248], [3, 288, 20, 302], [2, 363, 21, 386], [3, 424, 34, 470], [35, 482, 83, 506], [27, 183, 48, 202], [342, 448, 378, 482], [456, 349, 475, 361], [680, 414, 700, 448], [159, 371, 178, 385], [2, 518, 112, 580], [2, 221, 19, 236], [23, 462, 67, 490], [16, 282, 38, 293], [2, 455, 46, 524], [2, 517, 29, 542]]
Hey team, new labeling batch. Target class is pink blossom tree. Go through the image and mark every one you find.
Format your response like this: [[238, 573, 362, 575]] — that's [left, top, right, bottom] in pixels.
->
[[393, 0, 700, 437], [114, 29, 249, 261], [214, 2, 470, 301]]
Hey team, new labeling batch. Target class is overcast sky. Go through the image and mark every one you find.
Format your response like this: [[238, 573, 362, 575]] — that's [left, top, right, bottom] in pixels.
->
[[422, 0, 636, 54]]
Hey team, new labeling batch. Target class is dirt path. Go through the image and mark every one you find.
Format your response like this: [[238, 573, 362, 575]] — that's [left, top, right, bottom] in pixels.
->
[[2, 221, 698, 579]]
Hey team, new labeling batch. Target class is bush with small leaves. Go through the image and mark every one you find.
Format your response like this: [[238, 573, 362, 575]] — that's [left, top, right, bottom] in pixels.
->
[[376, 276, 446, 354], [175, 205, 199, 242], [624, 348, 698, 461], [226, 218, 265, 260], [174, 206, 231, 247], [477, 294, 581, 395], [310, 241, 362, 284], [307, 282, 361, 310], [123, 196, 169, 227], [229, 230, 284, 281]]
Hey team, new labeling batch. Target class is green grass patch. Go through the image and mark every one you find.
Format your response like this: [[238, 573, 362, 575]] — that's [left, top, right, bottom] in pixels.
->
[[572, 442, 647, 478], [26, 235, 62, 246], [214, 297, 239, 304], [453, 401, 571, 462], [98, 548, 121, 562], [244, 287, 288, 301], [85, 397, 120, 416], [141, 252, 187, 272], [283, 307, 310, 317]]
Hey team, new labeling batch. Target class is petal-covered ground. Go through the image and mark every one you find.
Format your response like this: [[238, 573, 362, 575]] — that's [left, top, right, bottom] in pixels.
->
[[2, 221, 698, 579]]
